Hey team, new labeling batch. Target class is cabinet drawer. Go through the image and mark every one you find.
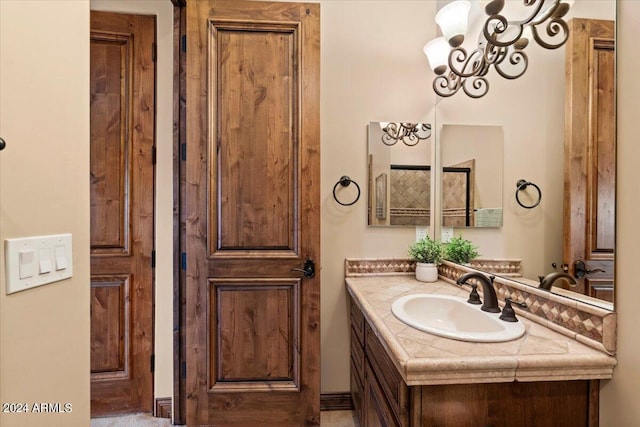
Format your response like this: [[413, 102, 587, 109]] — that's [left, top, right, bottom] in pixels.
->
[[365, 323, 408, 425], [350, 297, 365, 346]]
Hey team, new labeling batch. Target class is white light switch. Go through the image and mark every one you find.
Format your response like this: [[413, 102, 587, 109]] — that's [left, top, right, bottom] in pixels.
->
[[18, 249, 35, 279], [54, 245, 67, 270], [38, 248, 52, 274], [5, 234, 73, 295]]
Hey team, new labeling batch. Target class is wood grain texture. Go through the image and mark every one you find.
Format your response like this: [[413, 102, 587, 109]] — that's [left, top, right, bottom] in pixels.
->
[[90, 32, 130, 253], [365, 323, 409, 427], [186, 1, 320, 425], [214, 22, 297, 253], [90, 10, 155, 416], [320, 393, 354, 412], [418, 381, 590, 426], [365, 362, 401, 427], [155, 397, 172, 419], [564, 18, 615, 301], [90, 276, 129, 374], [212, 280, 298, 385], [173, 3, 187, 424]]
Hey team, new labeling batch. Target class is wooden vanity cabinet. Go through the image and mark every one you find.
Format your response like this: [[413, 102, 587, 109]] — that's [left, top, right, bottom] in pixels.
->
[[349, 296, 600, 427], [350, 298, 409, 427]]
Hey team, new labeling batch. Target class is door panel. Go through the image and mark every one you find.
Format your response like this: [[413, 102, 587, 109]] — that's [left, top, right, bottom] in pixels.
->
[[211, 280, 299, 388], [90, 11, 155, 416], [564, 18, 615, 302], [214, 24, 298, 254], [186, 1, 320, 425], [90, 276, 130, 375], [90, 32, 131, 254]]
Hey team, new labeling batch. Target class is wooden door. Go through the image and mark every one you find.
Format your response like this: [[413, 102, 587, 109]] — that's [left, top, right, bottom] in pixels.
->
[[186, 1, 320, 425], [564, 18, 615, 302], [90, 11, 156, 416]]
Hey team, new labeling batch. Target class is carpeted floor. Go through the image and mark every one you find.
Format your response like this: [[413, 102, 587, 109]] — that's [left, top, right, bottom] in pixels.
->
[[91, 413, 172, 426], [91, 410, 357, 426]]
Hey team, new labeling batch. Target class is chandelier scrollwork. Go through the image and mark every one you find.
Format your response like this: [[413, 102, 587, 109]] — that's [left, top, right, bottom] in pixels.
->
[[425, 0, 572, 99], [380, 122, 432, 146]]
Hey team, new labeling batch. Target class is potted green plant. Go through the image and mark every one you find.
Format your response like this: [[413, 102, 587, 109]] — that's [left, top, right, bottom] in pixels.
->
[[444, 235, 480, 265], [408, 236, 443, 282]]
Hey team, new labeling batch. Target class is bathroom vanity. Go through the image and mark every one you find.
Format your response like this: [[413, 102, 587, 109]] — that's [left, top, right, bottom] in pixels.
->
[[346, 267, 616, 427]]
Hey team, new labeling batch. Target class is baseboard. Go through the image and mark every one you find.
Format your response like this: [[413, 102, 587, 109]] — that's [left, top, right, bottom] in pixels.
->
[[159, 393, 349, 415], [320, 392, 353, 411], [155, 397, 172, 419]]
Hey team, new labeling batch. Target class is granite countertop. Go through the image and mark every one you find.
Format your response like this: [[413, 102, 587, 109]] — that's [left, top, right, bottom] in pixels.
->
[[346, 275, 617, 386]]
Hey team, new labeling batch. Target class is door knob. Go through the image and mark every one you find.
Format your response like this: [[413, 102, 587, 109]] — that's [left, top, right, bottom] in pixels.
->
[[574, 260, 605, 279], [0, 137, 6, 151], [291, 258, 315, 278]]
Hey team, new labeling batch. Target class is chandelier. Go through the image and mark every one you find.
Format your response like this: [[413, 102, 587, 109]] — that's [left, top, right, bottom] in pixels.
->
[[423, 0, 573, 99], [380, 122, 432, 146]]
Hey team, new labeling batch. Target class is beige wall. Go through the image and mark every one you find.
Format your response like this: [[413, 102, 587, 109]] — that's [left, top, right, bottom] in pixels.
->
[[599, 0, 640, 424], [89, 0, 175, 400], [0, 1, 91, 426], [320, 0, 438, 392]]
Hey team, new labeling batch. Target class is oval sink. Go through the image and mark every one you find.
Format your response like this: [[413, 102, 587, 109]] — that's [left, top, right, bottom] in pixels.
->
[[391, 294, 525, 343]]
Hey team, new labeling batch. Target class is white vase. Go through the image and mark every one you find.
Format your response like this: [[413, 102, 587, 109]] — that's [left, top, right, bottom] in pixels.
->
[[415, 262, 438, 282]]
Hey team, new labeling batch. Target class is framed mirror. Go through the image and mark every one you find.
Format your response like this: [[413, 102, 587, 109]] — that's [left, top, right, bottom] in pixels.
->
[[367, 122, 433, 227], [432, 1, 616, 309]]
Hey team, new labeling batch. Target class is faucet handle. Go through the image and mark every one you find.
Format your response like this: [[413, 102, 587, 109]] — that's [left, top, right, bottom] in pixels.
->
[[467, 284, 482, 305], [499, 297, 527, 323]]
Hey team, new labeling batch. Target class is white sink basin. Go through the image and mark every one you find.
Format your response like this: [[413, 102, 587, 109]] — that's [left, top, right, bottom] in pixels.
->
[[391, 294, 525, 343]]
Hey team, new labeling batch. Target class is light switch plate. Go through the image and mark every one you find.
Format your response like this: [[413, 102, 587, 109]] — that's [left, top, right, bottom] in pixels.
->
[[441, 227, 454, 243], [5, 234, 73, 295], [415, 227, 428, 241]]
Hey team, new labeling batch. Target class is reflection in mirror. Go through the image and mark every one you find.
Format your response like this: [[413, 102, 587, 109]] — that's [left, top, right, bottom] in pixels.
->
[[432, 1, 615, 309], [368, 122, 432, 227], [440, 125, 504, 228]]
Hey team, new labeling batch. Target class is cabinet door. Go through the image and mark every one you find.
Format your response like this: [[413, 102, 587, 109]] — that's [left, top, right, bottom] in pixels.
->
[[365, 362, 400, 427], [351, 368, 364, 426]]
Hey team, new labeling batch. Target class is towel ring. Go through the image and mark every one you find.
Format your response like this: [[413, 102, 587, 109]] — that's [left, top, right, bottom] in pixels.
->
[[515, 179, 542, 209], [333, 176, 360, 206]]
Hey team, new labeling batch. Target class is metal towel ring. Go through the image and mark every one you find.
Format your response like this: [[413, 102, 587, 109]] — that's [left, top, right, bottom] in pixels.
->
[[515, 179, 542, 209], [332, 176, 360, 206]]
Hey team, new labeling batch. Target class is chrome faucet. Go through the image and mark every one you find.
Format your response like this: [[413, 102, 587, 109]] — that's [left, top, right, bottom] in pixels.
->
[[456, 272, 500, 313], [538, 272, 577, 291]]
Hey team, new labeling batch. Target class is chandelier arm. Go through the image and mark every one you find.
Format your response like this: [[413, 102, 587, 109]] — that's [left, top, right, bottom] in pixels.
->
[[484, 43, 508, 67], [494, 50, 529, 80], [462, 76, 489, 99], [381, 122, 401, 146], [414, 123, 432, 140], [523, 0, 553, 25], [449, 48, 486, 79], [483, 15, 523, 48], [403, 136, 420, 146], [433, 73, 463, 98], [531, 19, 570, 50]]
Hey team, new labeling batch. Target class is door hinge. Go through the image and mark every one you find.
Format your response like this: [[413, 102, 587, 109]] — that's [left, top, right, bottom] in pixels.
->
[[180, 143, 186, 161], [152, 42, 157, 62], [150, 354, 155, 373], [152, 145, 157, 165], [151, 250, 156, 269], [181, 361, 187, 379], [181, 252, 187, 271], [181, 35, 186, 53]]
